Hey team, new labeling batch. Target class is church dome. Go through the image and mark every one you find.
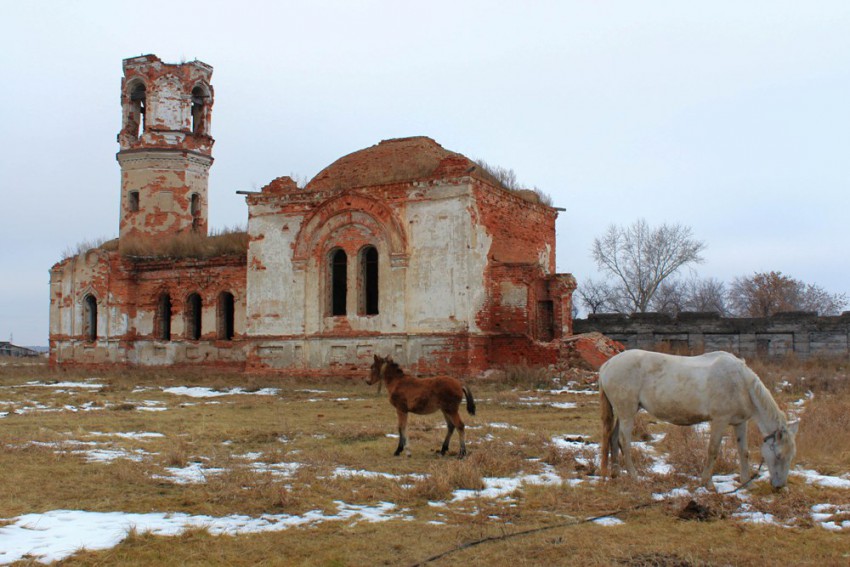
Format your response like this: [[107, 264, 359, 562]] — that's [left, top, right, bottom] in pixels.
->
[[305, 136, 479, 191]]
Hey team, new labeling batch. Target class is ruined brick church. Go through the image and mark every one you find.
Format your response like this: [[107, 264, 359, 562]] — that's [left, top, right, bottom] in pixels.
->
[[49, 55, 577, 376]]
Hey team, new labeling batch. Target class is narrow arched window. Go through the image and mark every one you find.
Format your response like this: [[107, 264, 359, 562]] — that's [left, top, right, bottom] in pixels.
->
[[83, 294, 98, 341], [186, 293, 202, 340], [360, 246, 379, 315], [217, 291, 235, 340], [156, 294, 172, 341], [191, 86, 206, 134], [331, 249, 347, 316], [129, 83, 146, 139]]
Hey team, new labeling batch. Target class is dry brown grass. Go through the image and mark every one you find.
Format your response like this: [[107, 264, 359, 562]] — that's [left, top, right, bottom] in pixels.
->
[[498, 362, 556, 390], [796, 394, 850, 474], [0, 357, 848, 566], [120, 227, 248, 259], [659, 425, 739, 478]]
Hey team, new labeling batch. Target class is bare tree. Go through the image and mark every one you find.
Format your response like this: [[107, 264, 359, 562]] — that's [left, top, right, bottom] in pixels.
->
[[577, 278, 617, 314], [591, 219, 706, 313], [649, 279, 686, 315], [730, 271, 847, 316], [683, 277, 729, 315]]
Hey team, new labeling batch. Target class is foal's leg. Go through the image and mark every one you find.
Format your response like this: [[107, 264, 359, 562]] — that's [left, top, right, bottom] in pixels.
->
[[394, 409, 410, 457], [734, 421, 751, 484], [440, 411, 456, 456], [618, 417, 637, 477], [701, 421, 728, 488]]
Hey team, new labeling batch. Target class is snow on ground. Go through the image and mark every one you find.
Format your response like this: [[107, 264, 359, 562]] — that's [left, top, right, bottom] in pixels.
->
[[792, 468, 850, 489], [2, 379, 848, 564], [19, 381, 104, 390], [0, 502, 404, 565], [163, 386, 280, 398], [153, 462, 226, 484]]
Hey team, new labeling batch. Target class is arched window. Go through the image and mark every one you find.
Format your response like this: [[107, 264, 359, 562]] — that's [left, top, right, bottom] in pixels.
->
[[331, 249, 347, 316], [186, 293, 202, 340], [217, 291, 235, 340], [128, 82, 146, 139], [360, 246, 379, 315], [191, 86, 207, 134], [83, 294, 97, 341], [156, 294, 172, 341]]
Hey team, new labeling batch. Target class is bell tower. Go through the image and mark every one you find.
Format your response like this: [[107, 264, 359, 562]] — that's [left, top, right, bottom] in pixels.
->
[[116, 54, 214, 249]]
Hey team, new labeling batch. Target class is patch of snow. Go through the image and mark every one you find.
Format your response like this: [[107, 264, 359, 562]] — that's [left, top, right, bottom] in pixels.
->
[[163, 387, 279, 398], [153, 462, 225, 484], [487, 422, 518, 430], [331, 467, 426, 482], [592, 516, 624, 526], [451, 469, 562, 502], [21, 381, 103, 389], [0, 502, 404, 564], [791, 468, 850, 489], [652, 488, 692, 501], [249, 461, 302, 477]]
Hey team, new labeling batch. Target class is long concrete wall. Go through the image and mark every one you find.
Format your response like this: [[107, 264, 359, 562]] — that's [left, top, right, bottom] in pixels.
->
[[574, 311, 850, 359]]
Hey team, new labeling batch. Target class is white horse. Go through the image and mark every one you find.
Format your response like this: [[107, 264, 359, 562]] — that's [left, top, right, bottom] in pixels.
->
[[599, 349, 798, 488]]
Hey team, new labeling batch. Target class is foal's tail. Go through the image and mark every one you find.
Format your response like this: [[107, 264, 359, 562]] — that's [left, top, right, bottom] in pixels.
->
[[463, 386, 476, 416], [600, 387, 615, 478]]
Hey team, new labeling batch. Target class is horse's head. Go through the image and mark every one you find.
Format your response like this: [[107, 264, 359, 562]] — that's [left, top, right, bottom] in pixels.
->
[[367, 354, 393, 386], [761, 420, 799, 489]]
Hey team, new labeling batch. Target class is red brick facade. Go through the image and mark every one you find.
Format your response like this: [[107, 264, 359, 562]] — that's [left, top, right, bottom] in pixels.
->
[[50, 55, 578, 377]]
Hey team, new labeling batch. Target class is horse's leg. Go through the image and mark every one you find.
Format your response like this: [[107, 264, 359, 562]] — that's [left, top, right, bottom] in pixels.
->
[[394, 409, 409, 457], [618, 417, 637, 477], [445, 410, 466, 458], [609, 420, 621, 477], [701, 421, 727, 488], [440, 411, 455, 456], [734, 421, 751, 484]]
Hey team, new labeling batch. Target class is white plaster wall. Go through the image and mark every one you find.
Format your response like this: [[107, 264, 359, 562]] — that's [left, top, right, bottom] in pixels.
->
[[405, 184, 490, 333], [246, 207, 306, 336]]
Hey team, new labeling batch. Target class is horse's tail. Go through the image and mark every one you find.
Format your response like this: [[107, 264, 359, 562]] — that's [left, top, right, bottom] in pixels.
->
[[600, 386, 615, 478], [463, 386, 476, 416]]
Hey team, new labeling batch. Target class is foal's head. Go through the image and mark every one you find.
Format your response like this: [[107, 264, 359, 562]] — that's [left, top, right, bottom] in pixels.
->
[[367, 354, 398, 385], [761, 420, 799, 489]]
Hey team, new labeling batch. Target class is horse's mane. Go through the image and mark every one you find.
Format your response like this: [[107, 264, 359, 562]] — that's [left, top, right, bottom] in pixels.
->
[[742, 363, 787, 431], [380, 358, 404, 379]]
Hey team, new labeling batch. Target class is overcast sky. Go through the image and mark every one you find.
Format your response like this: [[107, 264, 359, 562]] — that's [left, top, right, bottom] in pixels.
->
[[2, 1, 848, 346]]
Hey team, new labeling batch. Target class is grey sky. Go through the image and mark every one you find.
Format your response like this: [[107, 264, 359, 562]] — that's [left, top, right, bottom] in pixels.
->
[[2, 1, 848, 346]]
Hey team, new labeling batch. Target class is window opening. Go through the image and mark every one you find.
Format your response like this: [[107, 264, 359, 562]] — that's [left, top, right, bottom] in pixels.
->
[[186, 293, 202, 340], [156, 294, 172, 340], [331, 249, 347, 316], [129, 191, 140, 212], [191, 86, 206, 134], [129, 83, 146, 139], [190, 193, 201, 231], [83, 294, 98, 341], [361, 246, 379, 315], [537, 300, 555, 342], [217, 292, 235, 340]]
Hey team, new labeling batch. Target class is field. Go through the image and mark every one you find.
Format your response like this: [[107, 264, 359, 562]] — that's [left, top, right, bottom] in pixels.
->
[[1, 357, 848, 566]]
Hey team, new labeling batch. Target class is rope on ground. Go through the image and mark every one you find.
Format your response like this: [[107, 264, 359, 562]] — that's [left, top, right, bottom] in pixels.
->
[[409, 466, 763, 566], [408, 500, 660, 567]]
